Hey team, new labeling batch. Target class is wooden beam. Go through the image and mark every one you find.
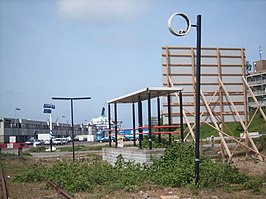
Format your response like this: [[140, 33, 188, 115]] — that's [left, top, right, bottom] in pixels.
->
[[242, 76, 266, 121], [218, 77, 263, 161], [168, 76, 195, 141], [200, 90, 232, 159]]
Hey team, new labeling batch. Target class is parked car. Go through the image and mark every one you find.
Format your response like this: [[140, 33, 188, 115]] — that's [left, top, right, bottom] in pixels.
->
[[100, 136, 115, 142], [66, 136, 72, 142], [124, 134, 139, 141], [25, 139, 34, 145], [53, 138, 63, 145], [61, 138, 68, 144], [78, 136, 87, 142], [34, 139, 44, 145], [44, 139, 51, 145]]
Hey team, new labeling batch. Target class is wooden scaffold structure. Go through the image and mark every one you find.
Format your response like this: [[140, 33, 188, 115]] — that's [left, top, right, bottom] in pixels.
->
[[162, 46, 266, 162]]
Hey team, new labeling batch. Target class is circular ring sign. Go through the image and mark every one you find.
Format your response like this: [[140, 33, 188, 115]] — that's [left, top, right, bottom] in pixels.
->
[[168, 13, 191, 36]]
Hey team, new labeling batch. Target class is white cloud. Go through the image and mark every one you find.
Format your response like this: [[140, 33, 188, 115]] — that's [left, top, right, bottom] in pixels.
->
[[56, 0, 151, 24]]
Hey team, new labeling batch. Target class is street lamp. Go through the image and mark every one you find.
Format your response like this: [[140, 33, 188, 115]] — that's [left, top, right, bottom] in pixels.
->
[[15, 108, 21, 119], [168, 13, 202, 185], [15, 108, 21, 139], [52, 97, 91, 161]]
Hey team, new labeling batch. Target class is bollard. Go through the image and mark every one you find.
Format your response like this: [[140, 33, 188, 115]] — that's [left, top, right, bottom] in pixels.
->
[[211, 135, 215, 148], [18, 143, 25, 158], [18, 147, 23, 158]]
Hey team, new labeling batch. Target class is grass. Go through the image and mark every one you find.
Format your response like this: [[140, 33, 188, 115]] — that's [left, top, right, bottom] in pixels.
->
[[26, 144, 110, 153], [13, 142, 266, 197], [191, 110, 266, 139], [58, 144, 108, 152]]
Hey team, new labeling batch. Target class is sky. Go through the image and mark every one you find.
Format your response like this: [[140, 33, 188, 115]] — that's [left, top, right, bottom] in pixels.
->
[[0, 0, 266, 127]]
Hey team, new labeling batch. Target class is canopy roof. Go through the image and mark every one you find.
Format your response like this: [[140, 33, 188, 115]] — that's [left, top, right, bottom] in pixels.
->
[[107, 87, 183, 104]]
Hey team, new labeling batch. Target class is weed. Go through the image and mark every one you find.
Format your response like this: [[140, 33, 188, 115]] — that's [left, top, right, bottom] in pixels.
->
[[14, 142, 264, 195]]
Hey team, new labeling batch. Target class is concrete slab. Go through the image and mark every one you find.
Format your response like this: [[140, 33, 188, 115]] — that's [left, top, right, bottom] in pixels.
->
[[102, 147, 165, 165]]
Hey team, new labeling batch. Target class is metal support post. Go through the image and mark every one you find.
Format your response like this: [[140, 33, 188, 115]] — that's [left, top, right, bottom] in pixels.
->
[[132, 103, 136, 146], [194, 15, 202, 185], [108, 103, 112, 147], [114, 103, 118, 147], [138, 95, 143, 149], [49, 113, 53, 152], [70, 99, 75, 161], [157, 96, 161, 143], [167, 93, 172, 142], [179, 91, 184, 142], [148, 90, 152, 149], [52, 96, 91, 162]]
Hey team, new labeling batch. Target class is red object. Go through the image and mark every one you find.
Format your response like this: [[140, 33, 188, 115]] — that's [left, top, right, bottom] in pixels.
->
[[0, 144, 7, 149], [12, 143, 28, 148]]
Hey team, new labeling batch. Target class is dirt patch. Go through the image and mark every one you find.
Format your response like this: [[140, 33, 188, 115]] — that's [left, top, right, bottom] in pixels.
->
[[232, 156, 266, 177]]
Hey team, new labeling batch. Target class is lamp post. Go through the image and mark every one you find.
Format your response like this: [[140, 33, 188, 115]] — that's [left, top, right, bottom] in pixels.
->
[[168, 13, 202, 185], [15, 108, 21, 140], [52, 97, 91, 161], [15, 108, 21, 119]]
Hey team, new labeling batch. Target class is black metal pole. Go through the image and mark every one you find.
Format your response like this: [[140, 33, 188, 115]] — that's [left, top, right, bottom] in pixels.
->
[[108, 103, 112, 147], [138, 95, 143, 149], [195, 14, 201, 185], [71, 99, 75, 162], [148, 90, 152, 150], [167, 93, 172, 142], [179, 91, 184, 142], [114, 103, 118, 147], [157, 96, 161, 143], [132, 103, 136, 146], [52, 96, 91, 162]]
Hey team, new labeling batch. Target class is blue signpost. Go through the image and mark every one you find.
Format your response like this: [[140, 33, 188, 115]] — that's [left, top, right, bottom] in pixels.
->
[[43, 103, 55, 152]]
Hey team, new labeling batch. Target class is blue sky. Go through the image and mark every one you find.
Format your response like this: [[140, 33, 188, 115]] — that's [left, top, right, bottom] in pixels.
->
[[0, 0, 266, 126]]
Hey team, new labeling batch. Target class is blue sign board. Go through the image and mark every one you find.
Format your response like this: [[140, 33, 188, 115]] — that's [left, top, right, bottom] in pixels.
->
[[43, 104, 55, 109], [43, 109, 52, 114], [43, 104, 51, 108]]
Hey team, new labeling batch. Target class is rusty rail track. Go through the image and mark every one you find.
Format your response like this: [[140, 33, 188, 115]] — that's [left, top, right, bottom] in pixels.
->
[[22, 159, 74, 199], [0, 162, 8, 199], [20, 158, 74, 199], [1, 157, 73, 199], [47, 180, 74, 199]]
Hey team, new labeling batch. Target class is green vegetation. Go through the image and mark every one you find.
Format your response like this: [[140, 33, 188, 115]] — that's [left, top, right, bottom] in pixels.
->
[[26, 144, 109, 153], [58, 144, 108, 152], [11, 111, 266, 196], [197, 110, 266, 139], [28, 146, 47, 153], [0, 152, 17, 158], [14, 142, 264, 196], [254, 135, 266, 151]]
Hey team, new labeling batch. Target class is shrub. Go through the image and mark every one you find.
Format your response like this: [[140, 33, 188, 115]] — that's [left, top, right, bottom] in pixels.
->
[[14, 142, 263, 194]]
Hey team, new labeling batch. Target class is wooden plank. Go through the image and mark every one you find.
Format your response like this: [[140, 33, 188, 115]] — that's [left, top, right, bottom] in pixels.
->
[[163, 73, 243, 77], [200, 90, 232, 159], [218, 77, 263, 161], [161, 46, 244, 51], [203, 120, 266, 160], [164, 101, 245, 106], [168, 76, 195, 140], [242, 76, 266, 121]]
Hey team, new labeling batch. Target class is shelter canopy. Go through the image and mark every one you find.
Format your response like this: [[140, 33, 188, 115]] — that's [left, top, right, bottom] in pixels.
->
[[107, 87, 183, 104]]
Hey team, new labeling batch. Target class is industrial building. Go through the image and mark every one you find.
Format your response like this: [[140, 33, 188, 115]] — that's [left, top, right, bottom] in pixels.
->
[[0, 117, 91, 143], [247, 60, 266, 109]]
